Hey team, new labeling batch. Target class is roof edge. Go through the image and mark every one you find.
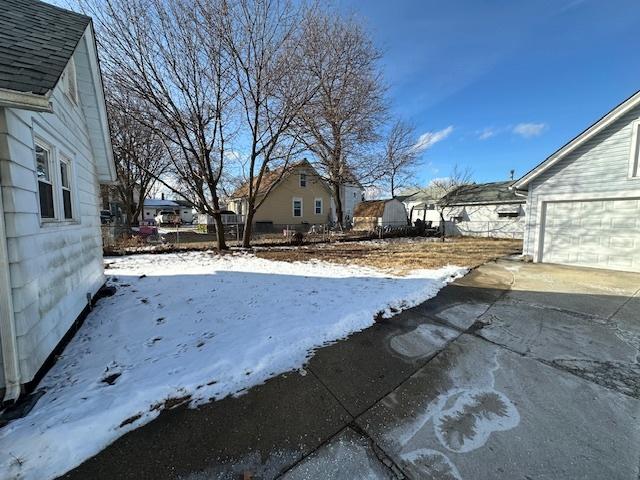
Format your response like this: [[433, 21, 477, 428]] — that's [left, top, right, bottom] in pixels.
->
[[0, 88, 52, 113], [514, 89, 640, 189]]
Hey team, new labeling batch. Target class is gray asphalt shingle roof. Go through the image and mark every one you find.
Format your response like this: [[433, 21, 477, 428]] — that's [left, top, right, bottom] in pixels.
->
[[442, 180, 524, 205], [0, 0, 90, 95]]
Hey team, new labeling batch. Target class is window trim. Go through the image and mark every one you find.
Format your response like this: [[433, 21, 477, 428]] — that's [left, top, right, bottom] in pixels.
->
[[292, 197, 303, 218], [33, 130, 80, 226], [35, 140, 56, 220], [61, 57, 79, 105], [629, 120, 640, 179], [59, 153, 75, 220], [314, 197, 323, 215], [299, 172, 307, 188]]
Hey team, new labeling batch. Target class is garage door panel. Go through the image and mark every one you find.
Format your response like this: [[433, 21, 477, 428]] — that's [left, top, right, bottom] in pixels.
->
[[541, 197, 640, 272]]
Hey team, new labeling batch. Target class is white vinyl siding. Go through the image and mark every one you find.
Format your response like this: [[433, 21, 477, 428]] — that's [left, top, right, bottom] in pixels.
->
[[523, 103, 640, 271], [0, 33, 106, 388]]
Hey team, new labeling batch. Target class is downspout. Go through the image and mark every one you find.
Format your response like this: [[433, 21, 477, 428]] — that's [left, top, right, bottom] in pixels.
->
[[0, 129, 21, 403]]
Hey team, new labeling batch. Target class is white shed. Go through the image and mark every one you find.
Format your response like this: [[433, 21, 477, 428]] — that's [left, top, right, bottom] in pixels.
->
[[515, 90, 640, 272], [0, 3, 116, 401], [352, 199, 408, 231]]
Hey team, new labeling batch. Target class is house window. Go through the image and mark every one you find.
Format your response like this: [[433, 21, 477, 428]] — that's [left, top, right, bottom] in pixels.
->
[[292, 197, 303, 217], [60, 156, 73, 219], [60, 57, 78, 104], [630, 121, 640, 178], [314, 198, 323, 215], [299, 173, 307, 187], [36, 142, 55, 219]]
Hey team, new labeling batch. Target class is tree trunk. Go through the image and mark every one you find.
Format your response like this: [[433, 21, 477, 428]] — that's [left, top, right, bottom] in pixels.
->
[[332, 182, 344, 229], [439, 209, 446, 242], [212, 196, 227, 250], [242, 208, 254, 248]]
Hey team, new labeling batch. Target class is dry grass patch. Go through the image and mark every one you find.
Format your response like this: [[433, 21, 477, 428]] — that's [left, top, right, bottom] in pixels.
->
[[255, 237, 522, 274]]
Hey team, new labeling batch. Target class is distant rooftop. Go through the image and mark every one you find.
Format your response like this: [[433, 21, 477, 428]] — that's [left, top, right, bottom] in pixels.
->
[[144, 199, 180, 208], [442, 181, 524, 205]]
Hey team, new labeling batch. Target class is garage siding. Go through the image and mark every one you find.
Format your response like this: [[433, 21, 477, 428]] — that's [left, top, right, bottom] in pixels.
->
[[524, 103, 640, 267]]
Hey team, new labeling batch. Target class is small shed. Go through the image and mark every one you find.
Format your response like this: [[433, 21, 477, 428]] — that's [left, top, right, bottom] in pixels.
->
[[352, 199, 407, 231]]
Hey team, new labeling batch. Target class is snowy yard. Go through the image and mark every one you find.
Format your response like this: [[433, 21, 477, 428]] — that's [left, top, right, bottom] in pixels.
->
[[0, 251, 465, 480]]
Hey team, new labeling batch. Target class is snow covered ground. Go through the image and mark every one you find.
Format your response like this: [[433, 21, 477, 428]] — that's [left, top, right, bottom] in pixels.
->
[[0, 251, 465, 480]]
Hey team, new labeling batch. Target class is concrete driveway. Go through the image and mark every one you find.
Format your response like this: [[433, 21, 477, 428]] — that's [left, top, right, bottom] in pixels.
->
[[62, 259, 640, 480]]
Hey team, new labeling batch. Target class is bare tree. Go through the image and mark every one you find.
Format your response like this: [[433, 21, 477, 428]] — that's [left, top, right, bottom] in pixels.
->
[[429, 165, 473, 242], [296, 8, 387, 228], [106, 89, 168, 225], [84, 0, 234, 249], [380, 119, 423, 197], [220, 0, 314, 247]]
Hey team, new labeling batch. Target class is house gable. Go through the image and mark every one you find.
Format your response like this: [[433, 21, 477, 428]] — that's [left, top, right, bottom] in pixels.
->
[[515, 90, 640, 189]]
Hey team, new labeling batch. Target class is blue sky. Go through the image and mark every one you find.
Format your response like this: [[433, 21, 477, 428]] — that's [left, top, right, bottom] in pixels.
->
[[338, 0, 640, 185]]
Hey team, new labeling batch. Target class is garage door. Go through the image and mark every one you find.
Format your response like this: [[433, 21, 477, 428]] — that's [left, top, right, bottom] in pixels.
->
[[541, 198, 640, 272]]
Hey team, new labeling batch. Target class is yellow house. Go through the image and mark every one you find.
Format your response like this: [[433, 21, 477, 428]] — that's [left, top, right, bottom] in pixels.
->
[[228, 160, 333, 230]]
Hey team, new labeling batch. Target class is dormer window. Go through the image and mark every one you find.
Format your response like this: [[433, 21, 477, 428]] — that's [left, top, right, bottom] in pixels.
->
[[299, 172, 307, 187], [630, 120, 640, 178], [60, 57, 78, 104]]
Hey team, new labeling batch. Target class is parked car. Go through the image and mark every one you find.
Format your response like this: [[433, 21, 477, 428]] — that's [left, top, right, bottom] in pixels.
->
[[155, 210, 181, 225], [100, 210, 113, 224]]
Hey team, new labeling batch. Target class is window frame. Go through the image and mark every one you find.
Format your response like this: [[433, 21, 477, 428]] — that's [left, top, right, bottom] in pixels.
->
[[59, 153, 75, 220], [292, 197, 303, 218], [299, 172, 307, 188], [35, 140, 56, 220], [629, 120, 640, 179], [314, 197, 323, 215], [33, 128, 80, 226], [61, 56, 79, 105]]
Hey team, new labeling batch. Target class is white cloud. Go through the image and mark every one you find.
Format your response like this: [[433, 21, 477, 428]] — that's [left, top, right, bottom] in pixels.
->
[[477, 127, 497, 140], [513, 122, 547, 138], [413, 126, 454, 153]]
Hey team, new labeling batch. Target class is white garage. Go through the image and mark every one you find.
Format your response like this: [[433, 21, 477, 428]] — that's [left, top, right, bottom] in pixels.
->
[[540, 197, 640, 272], [515, 89, 640, 272]]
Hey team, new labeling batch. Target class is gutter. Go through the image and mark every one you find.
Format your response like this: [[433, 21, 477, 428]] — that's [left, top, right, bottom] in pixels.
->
[[0, 182, 21, 402], [0, 88, 52, 113]]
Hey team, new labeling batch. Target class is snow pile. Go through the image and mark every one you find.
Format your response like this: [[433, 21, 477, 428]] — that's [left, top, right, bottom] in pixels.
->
[[0, 252, 465, 480]]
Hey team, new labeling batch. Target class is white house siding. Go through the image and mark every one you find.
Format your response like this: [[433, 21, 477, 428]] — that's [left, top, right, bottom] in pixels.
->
[[444, 203, 526, 239], [523, 104, 640, 265], [0, 40, 105, 387]]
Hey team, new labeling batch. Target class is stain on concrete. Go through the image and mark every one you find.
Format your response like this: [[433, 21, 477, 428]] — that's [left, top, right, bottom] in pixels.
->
[[435, 303, 491, 330], [433, 388, 519, 453], [401, 448, 462, 480], [389, 324, 458, 360]]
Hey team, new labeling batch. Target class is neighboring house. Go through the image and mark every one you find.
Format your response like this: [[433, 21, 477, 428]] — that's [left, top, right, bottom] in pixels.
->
[[100, 183, 141, 224], [397, 190, 441, 226], [0, 0, 116, 401], [439, 181, 526, 239], [228, 160, 333, 232], [514, 90, 640, 272], [352, 199, 407, 231], [142, 198, 193, 224], [329, 173, 365, 225]]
